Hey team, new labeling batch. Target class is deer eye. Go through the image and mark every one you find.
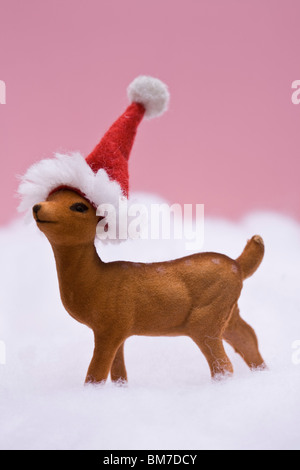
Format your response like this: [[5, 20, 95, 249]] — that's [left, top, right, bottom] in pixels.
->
[[70, 203, 89, 213]]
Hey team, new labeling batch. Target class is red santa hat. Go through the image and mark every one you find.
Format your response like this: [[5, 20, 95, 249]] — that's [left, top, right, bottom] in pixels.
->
[[18, 76, 169, 240]]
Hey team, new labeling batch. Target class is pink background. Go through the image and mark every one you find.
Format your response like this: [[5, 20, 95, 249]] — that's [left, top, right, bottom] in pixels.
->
[[1, 0, 300, 226]]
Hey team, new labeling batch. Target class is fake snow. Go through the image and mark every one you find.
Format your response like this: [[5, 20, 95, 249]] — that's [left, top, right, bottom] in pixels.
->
[[0, 193, 299, 450]]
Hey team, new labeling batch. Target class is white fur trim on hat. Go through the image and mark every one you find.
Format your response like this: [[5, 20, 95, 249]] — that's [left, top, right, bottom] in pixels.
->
[[127, 75, 170, 119], [17, 152, 125, 243]]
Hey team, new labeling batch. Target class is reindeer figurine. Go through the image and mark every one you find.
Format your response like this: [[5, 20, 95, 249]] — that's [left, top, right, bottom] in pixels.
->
[[18, 76, 266, 384]]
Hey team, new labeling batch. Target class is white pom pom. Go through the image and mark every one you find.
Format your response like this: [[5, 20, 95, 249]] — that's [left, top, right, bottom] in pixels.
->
[[127, 75, 170, 119]]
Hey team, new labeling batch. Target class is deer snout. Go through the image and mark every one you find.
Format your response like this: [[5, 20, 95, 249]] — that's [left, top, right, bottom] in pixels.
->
[[33, 204, 42, 215], [32, 203, 53, 224]]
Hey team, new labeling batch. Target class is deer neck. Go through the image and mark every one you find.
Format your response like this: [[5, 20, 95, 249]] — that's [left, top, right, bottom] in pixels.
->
[[50, 241, 105, 323]]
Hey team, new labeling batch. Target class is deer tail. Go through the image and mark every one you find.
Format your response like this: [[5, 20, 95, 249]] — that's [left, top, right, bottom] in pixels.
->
[[236, 235, 265, 280]]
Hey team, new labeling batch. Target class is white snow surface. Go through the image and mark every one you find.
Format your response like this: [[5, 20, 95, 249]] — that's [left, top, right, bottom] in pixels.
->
[[0, 193, 299, 450]]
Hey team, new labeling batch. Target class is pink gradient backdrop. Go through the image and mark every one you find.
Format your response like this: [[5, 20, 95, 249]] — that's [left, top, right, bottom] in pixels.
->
[[0, 0, 299, 226]]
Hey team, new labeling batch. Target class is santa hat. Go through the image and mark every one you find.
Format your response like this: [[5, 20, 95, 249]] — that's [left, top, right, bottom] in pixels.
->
[[18, 75, 169, 241]]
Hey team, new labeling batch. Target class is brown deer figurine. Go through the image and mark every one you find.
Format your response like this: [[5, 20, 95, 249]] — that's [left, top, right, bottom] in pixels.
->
[[18, 75, 266, 384], [32, 189, 266, 383]]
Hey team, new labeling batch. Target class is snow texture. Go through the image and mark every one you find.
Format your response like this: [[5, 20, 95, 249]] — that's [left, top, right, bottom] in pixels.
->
[[0, 193, 299, 450]]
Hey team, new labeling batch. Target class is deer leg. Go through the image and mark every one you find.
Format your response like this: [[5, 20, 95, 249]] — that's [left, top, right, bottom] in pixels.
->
[[110, 341, 128, 384], [188, 304, 234, 379], [85, 334, 122, 385], [223, 304, 266, 370], [191, 334, 234, 379]]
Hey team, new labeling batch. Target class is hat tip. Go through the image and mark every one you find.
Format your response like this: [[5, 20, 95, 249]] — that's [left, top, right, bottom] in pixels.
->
[[127, 75, 170, 119]]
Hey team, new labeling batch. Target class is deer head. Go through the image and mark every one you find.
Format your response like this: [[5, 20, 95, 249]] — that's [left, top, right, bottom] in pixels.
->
[[32, 189, 100, 246]]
